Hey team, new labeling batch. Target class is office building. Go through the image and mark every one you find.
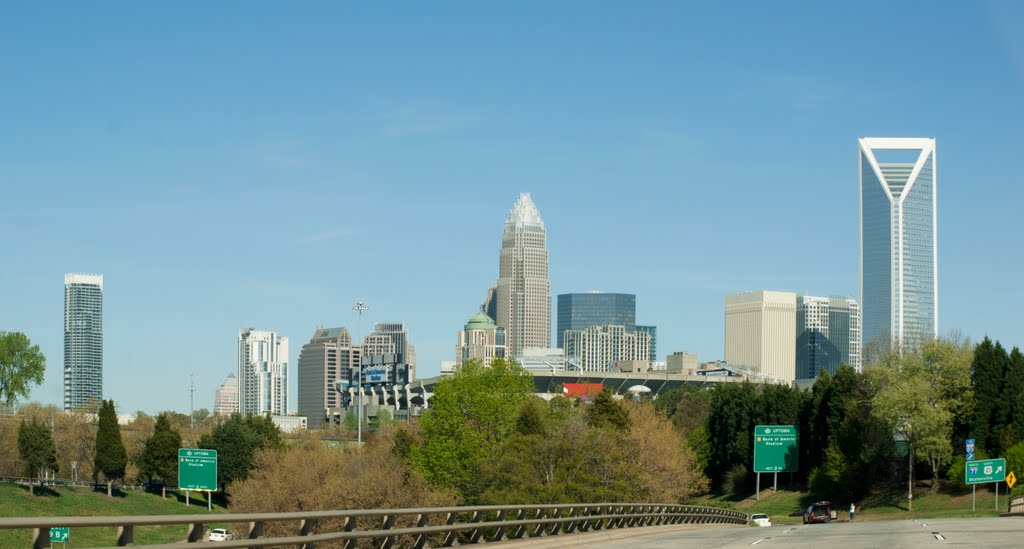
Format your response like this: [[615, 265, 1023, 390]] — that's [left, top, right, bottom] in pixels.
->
[[859, 137, 937, 350], [297, 327, 360, 428], [456, 310, 506, 367], [636, 325, 658, 363], [556, 292, 636, 348], [796, 295, 862, 379], [563, 324, 650, 373], [724, 291, 797, 382], [64, 273, 104, 412], [495, 193, 551, 356], [213, 373, 239, 415], [238, 328, 289, 416]]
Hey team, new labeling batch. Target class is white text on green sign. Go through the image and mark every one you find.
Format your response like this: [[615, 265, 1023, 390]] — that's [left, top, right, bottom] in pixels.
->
[[178, 448, 218, 491], [753, 425, 799, 473], [965, 458, 1006, 485], [49, 527, 69, 542]]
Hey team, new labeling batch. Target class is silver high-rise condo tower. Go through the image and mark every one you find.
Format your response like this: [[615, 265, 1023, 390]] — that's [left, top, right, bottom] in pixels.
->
[[859, 138, 937, 351], [64, 273, 103, 411], [495, 193, 551, 357]]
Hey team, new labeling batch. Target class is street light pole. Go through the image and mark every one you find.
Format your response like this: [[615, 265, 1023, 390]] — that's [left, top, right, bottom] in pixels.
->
[[353, 301, 368, 445]]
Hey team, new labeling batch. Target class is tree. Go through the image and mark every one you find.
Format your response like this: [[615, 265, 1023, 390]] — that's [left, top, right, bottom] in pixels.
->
[[0, 332, 46, 408], [414, 357, 533, 500], [197, 414, 283, 494], [705, 382, 759, 488], [229, 439, 455, 539], [970, 337, 1007, 454], [1008, 348, 1024, 447], [587, 389, 630, 430], [94, 400, 128, 496], [17, 419, 57, 495], [869, 337, 973, 510], [138, 413, 183, 497]]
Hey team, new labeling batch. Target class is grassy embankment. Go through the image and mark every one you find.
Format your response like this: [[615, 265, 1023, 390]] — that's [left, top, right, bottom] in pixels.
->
[[0, 482, 225, 547], [699, 482, 1008, 524]]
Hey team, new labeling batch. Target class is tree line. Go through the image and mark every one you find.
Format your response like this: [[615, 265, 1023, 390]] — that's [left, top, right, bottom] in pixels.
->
[[658, 336, 1024, 504]]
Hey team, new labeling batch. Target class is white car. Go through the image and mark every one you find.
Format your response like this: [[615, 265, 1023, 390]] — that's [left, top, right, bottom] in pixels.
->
[[750, 513, 772, 527], [209, 528, 232, 541]]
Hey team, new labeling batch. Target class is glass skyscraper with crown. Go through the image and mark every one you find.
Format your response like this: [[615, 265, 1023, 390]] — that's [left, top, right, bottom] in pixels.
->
[[859, 137, 937, 351]]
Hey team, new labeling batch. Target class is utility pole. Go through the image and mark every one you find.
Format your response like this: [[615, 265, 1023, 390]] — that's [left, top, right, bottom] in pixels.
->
[[189, 372, 196, 430], [353, 301, 368, 445]]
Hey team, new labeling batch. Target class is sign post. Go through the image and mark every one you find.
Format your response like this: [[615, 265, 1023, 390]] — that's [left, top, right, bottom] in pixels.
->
[[965, 439, 975, 513], [966, 457, 1006, 513], [753, 425, 798, 501], [178, 449, 218, 510]]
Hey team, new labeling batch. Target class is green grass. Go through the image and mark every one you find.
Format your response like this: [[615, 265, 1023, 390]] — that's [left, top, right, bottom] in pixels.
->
[[0, 482, 225, 547], [730, 484, 1006, 524]]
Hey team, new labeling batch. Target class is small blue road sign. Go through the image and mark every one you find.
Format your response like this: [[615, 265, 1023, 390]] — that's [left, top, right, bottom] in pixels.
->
[[967, 453, 975, 461]]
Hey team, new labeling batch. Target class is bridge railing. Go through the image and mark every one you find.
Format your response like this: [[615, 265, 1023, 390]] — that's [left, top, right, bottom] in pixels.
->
[[0, 503, 748, 548]]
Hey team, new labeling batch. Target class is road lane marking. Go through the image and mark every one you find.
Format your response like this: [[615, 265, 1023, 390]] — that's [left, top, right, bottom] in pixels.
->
[[932, 532, 945, 541], [921, 523, 928, 527], [750, 538, 769, 545], [783, 528, 795, 534]]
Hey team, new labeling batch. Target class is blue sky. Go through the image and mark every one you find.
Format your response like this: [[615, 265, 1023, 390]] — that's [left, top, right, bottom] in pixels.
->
[[2, 2, 1022, 414]]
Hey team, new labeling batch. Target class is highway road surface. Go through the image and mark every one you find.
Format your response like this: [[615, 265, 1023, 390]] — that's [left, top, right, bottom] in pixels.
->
[[503, 517, 1024, 548]]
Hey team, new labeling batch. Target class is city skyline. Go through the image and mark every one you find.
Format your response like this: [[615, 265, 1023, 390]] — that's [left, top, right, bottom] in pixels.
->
[[2, 3, 1022, 413]]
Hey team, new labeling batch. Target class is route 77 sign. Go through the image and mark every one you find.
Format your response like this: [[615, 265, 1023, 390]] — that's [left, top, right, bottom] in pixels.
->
[[965, 458, 1006, 485]]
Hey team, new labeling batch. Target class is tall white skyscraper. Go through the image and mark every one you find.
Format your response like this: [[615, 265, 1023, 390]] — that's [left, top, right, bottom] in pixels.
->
[[64, 273, 104, 412], [495, 193, 551, 356], [859, 138, 937, 350], [724, 291, 797, 383], [238, 328, 289, 416]]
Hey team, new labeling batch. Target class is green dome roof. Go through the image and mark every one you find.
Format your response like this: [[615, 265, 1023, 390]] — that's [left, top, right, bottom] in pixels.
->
[[464, 310, 497, 331]]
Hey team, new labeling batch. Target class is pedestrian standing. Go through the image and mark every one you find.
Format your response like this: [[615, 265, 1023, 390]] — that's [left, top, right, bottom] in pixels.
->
[[849, 502, 855, 521]]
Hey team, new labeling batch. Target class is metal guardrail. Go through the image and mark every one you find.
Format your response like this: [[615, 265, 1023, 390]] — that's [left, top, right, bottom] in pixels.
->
[[1009, 495, 1024, 514], [0, 503, 748, 548]]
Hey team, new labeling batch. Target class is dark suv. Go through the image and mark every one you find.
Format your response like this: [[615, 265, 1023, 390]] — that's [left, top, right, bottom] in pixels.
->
[[803, 501, 835, 524]]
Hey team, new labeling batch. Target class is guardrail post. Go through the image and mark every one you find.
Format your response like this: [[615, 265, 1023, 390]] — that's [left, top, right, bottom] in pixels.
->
[[248, 520, 264, 549], [117, 524, 134, 546], [531, 508, 546, 537], [441, 512, 459, 547], [582, 506, 595, 532], [563, 507, 579, 533], [489, 509, 506, 541], [299, 518, 317, 549], [342, 517, 358, 549], [547, 508, 562, 535], [467, 510, 483, 543], [511, 509, 528, 539], [32, 528, 50, 549], [412, 513, 430, 549], [187, 522, 204, 542], [379, 514, 396, 549]]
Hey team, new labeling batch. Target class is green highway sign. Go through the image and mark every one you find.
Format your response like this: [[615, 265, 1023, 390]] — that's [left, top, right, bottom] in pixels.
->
[[966, 458, 1006, 485], [178, 448, 218, 491], [753, 425, 798, 473], [49, 527, 69, 543]]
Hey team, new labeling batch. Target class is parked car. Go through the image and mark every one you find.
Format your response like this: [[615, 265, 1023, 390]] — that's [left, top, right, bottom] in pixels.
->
[[750, 513, 772, 527], [803, 501, 836, 524], [209, 528, 232, 541]]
